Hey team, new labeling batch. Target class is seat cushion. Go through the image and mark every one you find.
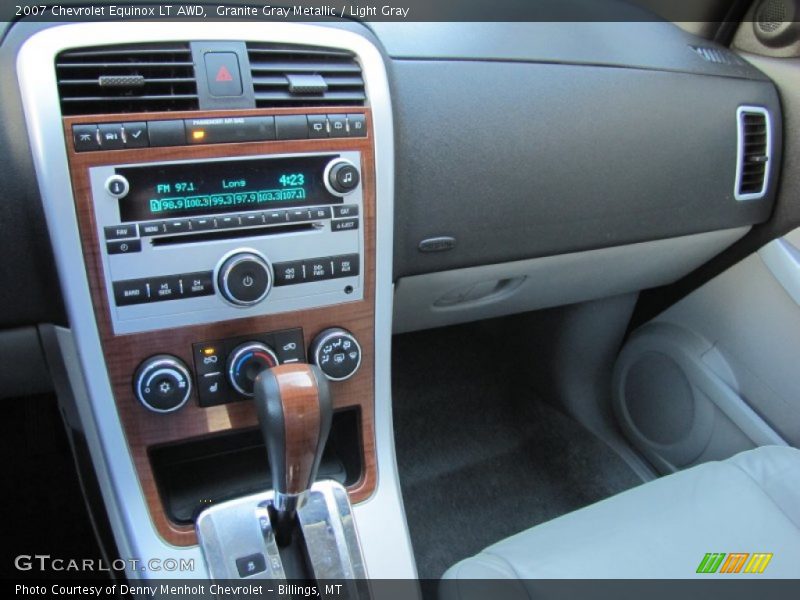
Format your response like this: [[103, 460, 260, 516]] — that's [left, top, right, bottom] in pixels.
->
[[442, 446, 800, 582]]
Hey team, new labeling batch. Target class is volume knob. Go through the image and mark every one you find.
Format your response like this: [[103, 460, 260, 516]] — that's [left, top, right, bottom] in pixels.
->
[[217, 250, 272, 307]]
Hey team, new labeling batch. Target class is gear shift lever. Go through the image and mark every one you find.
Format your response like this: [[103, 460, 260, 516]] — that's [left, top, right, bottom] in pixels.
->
[[253, 363, 332, 545]]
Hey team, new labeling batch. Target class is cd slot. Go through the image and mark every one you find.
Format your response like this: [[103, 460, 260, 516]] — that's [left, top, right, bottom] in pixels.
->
[[150, 223, 318, 246]]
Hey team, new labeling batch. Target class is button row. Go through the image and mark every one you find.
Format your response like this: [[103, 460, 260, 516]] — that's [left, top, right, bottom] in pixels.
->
[[273, 254, 360, 287], [133, 205, 358, 238], [307, 114, 367, 139], [74, 114, 367, 152], [138, 206, 332, 236], [113, 271, 214, 307]]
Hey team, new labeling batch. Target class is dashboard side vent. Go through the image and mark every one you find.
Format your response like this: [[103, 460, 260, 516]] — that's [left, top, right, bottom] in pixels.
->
[[246, 43, 365, 107], [735, 107, 771, 201], [56, 43, 199, 115]]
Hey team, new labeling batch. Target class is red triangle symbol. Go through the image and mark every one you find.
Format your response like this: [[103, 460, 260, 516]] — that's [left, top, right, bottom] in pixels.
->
[[215, 65, 234, 82]]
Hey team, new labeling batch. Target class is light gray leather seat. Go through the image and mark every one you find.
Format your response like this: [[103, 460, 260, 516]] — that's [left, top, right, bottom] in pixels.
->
[[443, 446, 800, 583]]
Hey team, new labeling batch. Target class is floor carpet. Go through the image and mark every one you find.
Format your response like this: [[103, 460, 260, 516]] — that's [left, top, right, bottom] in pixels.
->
[[392, 320, 642, 580]]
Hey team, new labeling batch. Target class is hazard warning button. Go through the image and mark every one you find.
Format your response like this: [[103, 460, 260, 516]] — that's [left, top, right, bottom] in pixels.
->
[[204, 52, 243, 97]]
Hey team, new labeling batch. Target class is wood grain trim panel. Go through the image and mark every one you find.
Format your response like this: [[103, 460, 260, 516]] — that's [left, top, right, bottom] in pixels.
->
[[63, 107, 376, 547]]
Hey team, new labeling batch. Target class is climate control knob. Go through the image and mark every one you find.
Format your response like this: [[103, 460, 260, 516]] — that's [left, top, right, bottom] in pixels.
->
[[309, 328, 362, 381], [325, 159, 360, 196], [133, 355, 192, 413], [227, 342, 279, 397], [217, 251, 272, 307]]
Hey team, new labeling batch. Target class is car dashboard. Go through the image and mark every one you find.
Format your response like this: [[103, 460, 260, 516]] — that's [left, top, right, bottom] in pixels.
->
[[0, 12, 785, 585]]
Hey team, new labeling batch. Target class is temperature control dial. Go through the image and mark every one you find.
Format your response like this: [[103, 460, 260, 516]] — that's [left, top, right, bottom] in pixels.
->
[[309, 328, 362, 381], [217, 251, 272, 307], [227, 342, 279, 397], [325, 159, 360, 196], [134, 355, 192, 413]]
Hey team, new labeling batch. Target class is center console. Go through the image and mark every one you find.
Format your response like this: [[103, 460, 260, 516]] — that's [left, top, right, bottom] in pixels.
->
[[17, 21, 416, 581], [67, 106, 377, 547]]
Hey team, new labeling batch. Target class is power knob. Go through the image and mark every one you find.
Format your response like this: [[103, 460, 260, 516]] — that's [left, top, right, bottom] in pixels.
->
[[133, 355, 192, 413], [309, 328, 362, 381], [227, 342, 279, 397], [216, 250, 272, 307]]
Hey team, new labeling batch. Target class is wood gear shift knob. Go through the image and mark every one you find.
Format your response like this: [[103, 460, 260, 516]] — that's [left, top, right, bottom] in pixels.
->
[[253, 363, 332, 512]]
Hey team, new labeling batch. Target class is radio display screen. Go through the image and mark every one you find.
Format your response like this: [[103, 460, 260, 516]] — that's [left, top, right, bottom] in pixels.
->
[[116, 155, 341, 222]]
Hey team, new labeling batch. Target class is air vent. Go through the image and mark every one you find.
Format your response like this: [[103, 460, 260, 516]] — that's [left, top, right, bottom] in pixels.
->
[[246, 43, 365, 108], [735, 107, 771, 201], [56, 43, 199, 115]]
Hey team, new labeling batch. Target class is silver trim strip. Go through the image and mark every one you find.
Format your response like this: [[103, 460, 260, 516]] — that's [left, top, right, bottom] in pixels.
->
[[734, 105, 772, 202], [197, 481, 367, 584], [18, 22, 417, 581]]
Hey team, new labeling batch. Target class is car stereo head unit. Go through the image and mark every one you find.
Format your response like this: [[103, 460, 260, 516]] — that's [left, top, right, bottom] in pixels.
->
[[116, 154, 344, 222], [90, 150, 364, 335]]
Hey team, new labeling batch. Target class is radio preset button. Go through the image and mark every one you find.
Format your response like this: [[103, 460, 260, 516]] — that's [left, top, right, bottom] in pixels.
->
[[190, 217, 216, 231], [107, 239, 141, 255], [73, 125, 100, 151], [332, 218, 359, 232], [273, 261, 306, 287], [166, 220, 191, 234], [333, 205, 359, 218], [241, 213, 264, 227], [218, 252, 272, 307], [287, 208, 311, 223], [218, 215, 242, 229], [264, 210, 288, 225], [104, 224, 138, 240], [140, 221, 166, 236], [105, 174, 130, 198]]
